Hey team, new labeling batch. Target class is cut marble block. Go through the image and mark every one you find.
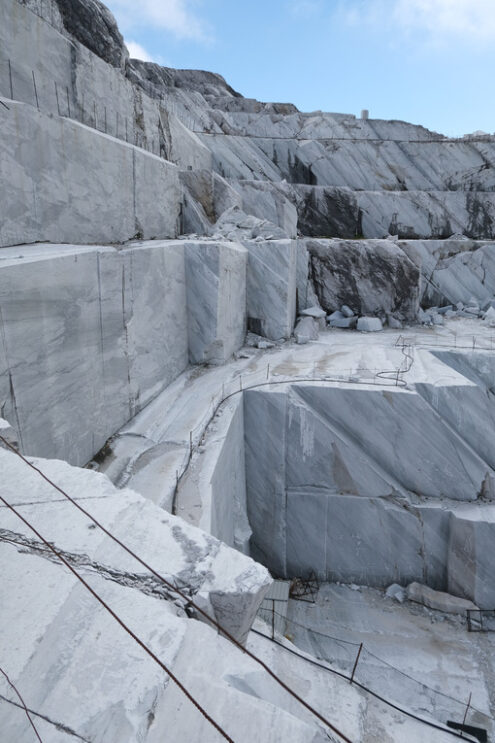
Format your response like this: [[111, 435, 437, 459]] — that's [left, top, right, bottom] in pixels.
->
[[244, 383, 495, 601], [244, 239, 297, 340], [244, 390, 288, 576], [0, 100, 180, 248], [448, 508, 495, 608], [184, 240, 248, 364], [0, 242, 188, 466]]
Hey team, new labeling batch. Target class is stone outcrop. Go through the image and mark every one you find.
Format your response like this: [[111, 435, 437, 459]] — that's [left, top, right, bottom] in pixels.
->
[[55, 0, 127, 68], [305, 238, 420, 321]]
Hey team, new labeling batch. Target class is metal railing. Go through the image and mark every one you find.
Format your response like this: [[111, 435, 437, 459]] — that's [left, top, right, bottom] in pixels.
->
[[172, 348, 413, 514], [256, 605, 493, 734]]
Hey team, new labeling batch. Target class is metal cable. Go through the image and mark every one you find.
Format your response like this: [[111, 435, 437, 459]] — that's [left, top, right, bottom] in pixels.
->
[[273, 609, 491, 720], [251, 629, 479, 742], [0, 492, 234, 743], [0, 666, 43, 742], [0, 435, 353, 743]]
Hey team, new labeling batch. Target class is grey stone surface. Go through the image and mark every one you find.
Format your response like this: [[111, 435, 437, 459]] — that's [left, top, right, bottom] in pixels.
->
[[0, 417, 19, 450], [294, 316, 319, 344], [55, 0, 127, 68], [244, 238, 297, 340], [0, 100, 179, 247], [183, 240, 247, 364], [0, 242, 188, 466], [357, 317, 383, 332], [406, 582, 478, 613], [243, 382, 495, 595], [244, 390, 288, 576], [306, 239, 420, 321]]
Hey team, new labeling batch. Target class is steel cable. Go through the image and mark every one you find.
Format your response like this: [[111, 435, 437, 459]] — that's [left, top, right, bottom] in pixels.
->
[[0, 666, 43, 742], [0, 492, 234, 743], [0, 436, 353, 743]]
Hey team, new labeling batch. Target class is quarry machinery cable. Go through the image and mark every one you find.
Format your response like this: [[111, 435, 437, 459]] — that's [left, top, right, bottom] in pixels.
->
[[251, 629, 480, 742], [0, 493, 235, 743], [0, 665, 43, 742], [268, 608, 493, 722], [0, 435, 354, 743]]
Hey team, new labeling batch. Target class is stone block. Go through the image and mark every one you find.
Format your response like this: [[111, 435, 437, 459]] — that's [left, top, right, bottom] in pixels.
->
[[184, 240, 247, 364], [244, 239, 297, 340]]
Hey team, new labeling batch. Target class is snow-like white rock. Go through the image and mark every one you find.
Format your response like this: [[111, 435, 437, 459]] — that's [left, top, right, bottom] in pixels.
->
[[294, 316, 319, 344], [0, 242, 189, 466], [244, 238, 297, 340], [406, 582, 478, 614], [357, 316, 383, 332], [183, 239, 247, 364]]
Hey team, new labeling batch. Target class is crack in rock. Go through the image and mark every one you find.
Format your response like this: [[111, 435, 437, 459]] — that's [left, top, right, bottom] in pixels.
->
[[0, 529, 192, 606]]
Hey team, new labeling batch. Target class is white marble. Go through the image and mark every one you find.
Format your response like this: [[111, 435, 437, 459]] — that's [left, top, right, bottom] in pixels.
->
[[244, 238, 297, 340], [0, 101, 180, 247], [183, 239, 247, 364], [0, 241, 188, 465]]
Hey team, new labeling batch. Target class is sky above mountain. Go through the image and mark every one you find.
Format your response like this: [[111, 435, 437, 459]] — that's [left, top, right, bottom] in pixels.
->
[[104, 0, 495, 137]]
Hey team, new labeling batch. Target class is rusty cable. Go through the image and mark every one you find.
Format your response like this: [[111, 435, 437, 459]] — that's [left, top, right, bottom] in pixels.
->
[[0, 492, 234, 743], [0, 666, 43, 742], [0, 435, 353, 743]]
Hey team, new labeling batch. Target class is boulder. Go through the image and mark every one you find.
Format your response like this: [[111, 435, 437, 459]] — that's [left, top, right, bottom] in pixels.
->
[[357, 317, 383, 332], [0, 418, 19, 451], [483, 306, 495, 326], [294, 316, 319, 344], [300, 306, 327, 330], [306, 238, 420, 321], [386, 584, 406, 603], [341, 305, 355, 318], [406, 582, 478, 614]]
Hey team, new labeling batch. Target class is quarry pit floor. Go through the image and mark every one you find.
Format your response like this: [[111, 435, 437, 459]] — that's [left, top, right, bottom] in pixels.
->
[[98, 315, 495, 514]]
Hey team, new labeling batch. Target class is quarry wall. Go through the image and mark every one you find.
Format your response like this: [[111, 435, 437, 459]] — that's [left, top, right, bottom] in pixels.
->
[[0, 99, 180, 247]]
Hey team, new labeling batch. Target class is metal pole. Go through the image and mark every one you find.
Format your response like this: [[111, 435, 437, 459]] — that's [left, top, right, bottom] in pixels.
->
[[240, 375, 243, 391], [55, 81, 60, 116], [271, 599, 275, 640], [32, 71, 39, 110], [462, 692, 472, 730], [8, 59, 13, 99], [189, 431, 193, 457], [267, 363, 270, 380], [350, 643, 363, 685]]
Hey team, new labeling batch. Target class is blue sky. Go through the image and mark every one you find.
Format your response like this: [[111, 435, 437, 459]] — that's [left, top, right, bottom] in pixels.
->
[[105, 0, 495, 137]]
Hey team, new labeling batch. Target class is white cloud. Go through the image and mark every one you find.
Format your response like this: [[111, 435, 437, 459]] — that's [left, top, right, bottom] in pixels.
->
[[394, 0, 495, 41], [343, 0, 495, 44], [107, 0, 211, 42], [126, 41, 154, 62], [289, 0, 323, 18]]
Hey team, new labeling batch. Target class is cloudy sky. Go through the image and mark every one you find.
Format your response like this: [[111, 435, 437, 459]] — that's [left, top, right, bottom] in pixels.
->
[[105, 0, 495, 137]]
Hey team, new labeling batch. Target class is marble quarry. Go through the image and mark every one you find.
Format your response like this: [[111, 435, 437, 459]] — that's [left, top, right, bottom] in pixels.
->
[[2, 0, 495, 740]]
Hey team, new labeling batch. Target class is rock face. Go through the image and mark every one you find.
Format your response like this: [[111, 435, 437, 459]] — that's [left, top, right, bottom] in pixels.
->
[[306, 238, 420, 320], [0, 242, 189, 466], [184, 240, 248, 364], [0, 100, 180, 248], [55, 0, 127, 67], [244, 239, 297, 340], [243, 371, 495, 603]]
